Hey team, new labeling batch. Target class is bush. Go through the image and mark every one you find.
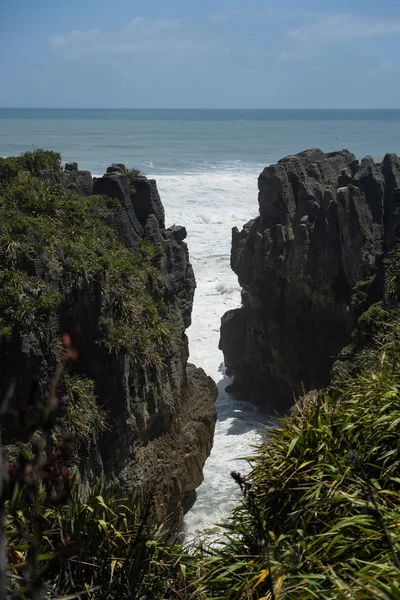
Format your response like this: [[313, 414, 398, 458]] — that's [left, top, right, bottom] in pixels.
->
[[59, 375, 108, 443], [0, 150, 61, 184], [17, 149, 62, 175], [0, 170, 173, 365], [193, 249, 400, 599], [6, 484, 166, 598]]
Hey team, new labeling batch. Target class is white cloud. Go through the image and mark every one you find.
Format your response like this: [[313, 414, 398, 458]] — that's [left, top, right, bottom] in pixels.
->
[[279, 13, 400, 62], [370, 60, 400, 76], [279, 49, 313, 63], [208, 9, 258, 24], [287, 13, 400, 44], [378, 60, 399, 71], [208, 13, 229, 24], [51, 17, 218, 64], [209, 9, 323, 24]]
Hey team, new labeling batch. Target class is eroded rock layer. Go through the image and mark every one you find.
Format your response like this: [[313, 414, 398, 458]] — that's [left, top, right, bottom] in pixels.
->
[[1, 162, 217, 525], [220, 149, 400, 411]]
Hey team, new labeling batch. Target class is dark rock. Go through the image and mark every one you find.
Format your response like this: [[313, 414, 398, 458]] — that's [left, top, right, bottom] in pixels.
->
[[168, 225, 187, 243], [94, 174, 143, 249], [1, 164, 217, 526], [220, 148, 398, 412], [225, 382, 243, 394], [382, 153, 400, 248], [106, 165, 124, 174], [62, 169, 93, 196], [144, 214, 164, 245], [132, 177, 166, 229], [40, 166, 94, 196], [162, 226, 195, 329]]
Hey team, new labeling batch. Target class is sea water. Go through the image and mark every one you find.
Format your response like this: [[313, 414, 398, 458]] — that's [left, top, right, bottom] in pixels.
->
[[1, 108, 400, 538]]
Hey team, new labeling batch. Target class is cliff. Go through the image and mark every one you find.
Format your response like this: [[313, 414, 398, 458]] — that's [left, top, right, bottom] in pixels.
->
[[0, 153, 217, 524], [220, 148, 400, 411], [201, 243, 400, 597]]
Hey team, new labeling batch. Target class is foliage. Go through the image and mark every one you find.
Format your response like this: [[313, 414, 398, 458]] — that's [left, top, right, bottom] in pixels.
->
[[0, 149, 61, 183], [191, 250, 400, 599], [2, 328, 189, 600], [17, 149, 62, 175], [59, 375, 108, 443], [384, 244, 400, 304], [350, 277, 375, 317], [6, 483, 169, 598], [0, 159, 172, 365], [6, 479, 206, 599], [110, 163, 143, 178], [7, 442, 35, 462]]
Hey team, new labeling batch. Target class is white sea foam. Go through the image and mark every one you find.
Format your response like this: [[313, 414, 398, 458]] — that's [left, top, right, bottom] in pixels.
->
[[155, 170, 255, 381], [154, 170, 276, 541]]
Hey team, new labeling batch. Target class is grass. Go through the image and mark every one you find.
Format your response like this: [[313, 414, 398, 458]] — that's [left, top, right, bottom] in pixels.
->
[[0, 149, 61, 183], [1, 152, 182, 598], [5, 149, 400, 599], [6, 482, 184, 599], [0, 153, 173, 364], [187, 246, 400, 599], [59, 375, 108, 443]]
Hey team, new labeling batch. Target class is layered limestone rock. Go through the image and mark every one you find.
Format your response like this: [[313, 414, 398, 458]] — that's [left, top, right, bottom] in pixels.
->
[[220, 149, 400, 411], [1, 162, 217, 525]]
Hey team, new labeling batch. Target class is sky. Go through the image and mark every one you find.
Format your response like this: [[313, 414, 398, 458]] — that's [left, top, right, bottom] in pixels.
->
[[1, 0, 400, 108]]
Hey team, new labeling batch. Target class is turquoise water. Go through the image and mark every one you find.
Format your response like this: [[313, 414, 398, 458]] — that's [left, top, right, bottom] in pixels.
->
[[1, 109, 400, 175], [2, 108, 399, 538]]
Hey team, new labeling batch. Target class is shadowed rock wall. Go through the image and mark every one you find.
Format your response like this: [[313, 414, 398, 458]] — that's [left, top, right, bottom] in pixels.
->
[[1, 162, 217, 525], [220, 149, 400, 411]]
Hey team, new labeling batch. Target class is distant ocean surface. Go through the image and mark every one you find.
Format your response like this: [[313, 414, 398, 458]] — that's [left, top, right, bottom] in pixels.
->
[[1, 108, 400, 174], [2, 108, 400, 540]]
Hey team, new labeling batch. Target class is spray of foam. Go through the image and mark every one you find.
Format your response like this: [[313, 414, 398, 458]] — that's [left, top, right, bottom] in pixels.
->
[[154, 170, 276, 541]]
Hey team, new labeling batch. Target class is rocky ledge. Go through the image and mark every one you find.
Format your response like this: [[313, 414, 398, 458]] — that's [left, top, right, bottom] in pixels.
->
[[0, 158, 217, 525], [220, 148, 400, 411]]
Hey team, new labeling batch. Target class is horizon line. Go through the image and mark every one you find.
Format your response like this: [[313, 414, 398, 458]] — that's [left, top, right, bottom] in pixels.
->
[[1, 107, 400, 111]]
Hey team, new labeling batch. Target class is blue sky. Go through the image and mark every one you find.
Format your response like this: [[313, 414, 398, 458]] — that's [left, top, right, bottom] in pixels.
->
[[1, 0, 400, 108]]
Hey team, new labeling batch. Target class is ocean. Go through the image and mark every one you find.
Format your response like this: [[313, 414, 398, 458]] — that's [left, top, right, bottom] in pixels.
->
[[1, 108, 400, 539]]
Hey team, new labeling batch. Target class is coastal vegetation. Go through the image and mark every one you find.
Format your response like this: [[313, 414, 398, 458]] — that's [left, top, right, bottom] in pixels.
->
[[0, 150, 62, 184], [0, 150, 172, 363], [2, 150, 400, 598], [183, 243, 400, 599], [6, 241, 400, 599]]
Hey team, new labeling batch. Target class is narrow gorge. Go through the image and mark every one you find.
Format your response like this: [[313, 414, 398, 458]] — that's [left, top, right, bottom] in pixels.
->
[[2, 147, 400, 597]]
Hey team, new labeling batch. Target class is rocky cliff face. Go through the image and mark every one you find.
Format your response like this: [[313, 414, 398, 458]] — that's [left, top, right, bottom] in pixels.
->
[[220, 149, 400, 411], [1, 160, 217, 525]]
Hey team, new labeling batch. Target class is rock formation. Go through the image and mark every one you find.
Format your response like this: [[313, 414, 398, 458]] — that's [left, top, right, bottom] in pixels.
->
[[1, 161, 217, 525], [220, 149, 400, 411]]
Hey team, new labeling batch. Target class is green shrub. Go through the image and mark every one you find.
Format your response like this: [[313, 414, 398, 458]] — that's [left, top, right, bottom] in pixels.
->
[[6, 482, 189, 599], [59, 375, 108, 442], [384, 244, 400, 303], [0, 169, 173, 365], [193, 250, 400, 599], [17, 149, 62, 175], [0, 149, 61, 184], [0, 156, 20, 183], [7, 441, 34, 462], [195, 339, 400, 598]]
